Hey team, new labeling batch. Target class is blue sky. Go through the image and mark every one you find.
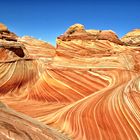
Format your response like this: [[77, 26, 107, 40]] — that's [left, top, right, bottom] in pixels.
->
[[1, 0, 140, 45]]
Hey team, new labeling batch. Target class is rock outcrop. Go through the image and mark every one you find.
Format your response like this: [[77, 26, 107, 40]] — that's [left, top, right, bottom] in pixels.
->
[[0, 23, 27, 61], [19, 36, 56, 59], [59, 24, 123, 44], [0, 23, 140, 140], [0, 101, 69, 140], [57, 24, 124, 58], [121, 29, 140, 46], [0, 23, 17, 41], [0, 23, 8, 32]]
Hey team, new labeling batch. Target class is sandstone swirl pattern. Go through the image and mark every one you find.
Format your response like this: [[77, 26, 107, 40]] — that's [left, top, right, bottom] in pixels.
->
[[0, 23, 140, 140]]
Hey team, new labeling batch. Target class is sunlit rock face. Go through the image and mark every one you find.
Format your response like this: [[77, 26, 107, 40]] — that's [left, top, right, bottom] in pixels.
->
[[19, 36, 56, 59], [56, 24, 124, 58], [0, 23, 140, 140], [0, 102, 69, 140], [0, 23, 17, 41], [121, 29, 140, 46], [0, 24, 26, 60]]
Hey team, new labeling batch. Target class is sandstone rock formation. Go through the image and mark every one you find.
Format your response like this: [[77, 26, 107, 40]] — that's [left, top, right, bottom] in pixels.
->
[[0, 23, 140, 140], [0, 24, 26, 61], [0, 23, 8, 32], [0, 23, 17, 41], [0, 101, 69, 140], [59, 23, 123, 44], [19, 36, 56, 59], [121, 29, 140, 46]]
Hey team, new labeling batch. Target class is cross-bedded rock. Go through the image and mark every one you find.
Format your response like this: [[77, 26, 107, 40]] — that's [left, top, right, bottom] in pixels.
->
[[0, 23, 140, 140]]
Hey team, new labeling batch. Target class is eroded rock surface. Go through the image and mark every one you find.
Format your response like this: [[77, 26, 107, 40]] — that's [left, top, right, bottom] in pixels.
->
[[0, 24, 27, 61], [19, 36, 56, 59], [0, 101, 70, 140], [0, 23, 140, 140], [121, 29, 140, 46]]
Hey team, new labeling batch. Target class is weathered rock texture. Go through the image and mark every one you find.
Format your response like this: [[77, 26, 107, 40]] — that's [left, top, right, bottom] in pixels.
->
[[19, 36, 56, 59], [0, 23, 140, 140], [0, 101, 69, 140], [121, 29, 140, 46]]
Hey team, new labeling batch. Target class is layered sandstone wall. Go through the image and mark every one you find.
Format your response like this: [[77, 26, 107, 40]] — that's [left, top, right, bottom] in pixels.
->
[[0, 23, 140, 140]]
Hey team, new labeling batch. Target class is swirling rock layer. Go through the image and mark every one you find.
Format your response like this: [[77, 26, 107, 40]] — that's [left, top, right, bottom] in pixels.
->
[[0, 102, 69, 140], [0, 23, 140, 140]]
